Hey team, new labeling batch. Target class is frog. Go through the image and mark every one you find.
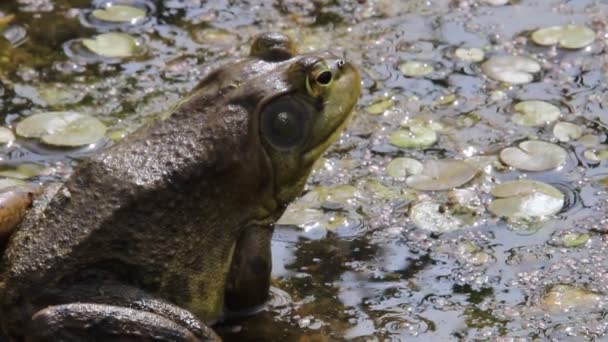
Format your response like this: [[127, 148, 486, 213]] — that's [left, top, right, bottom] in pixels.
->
[[0, 32, 361, 341]]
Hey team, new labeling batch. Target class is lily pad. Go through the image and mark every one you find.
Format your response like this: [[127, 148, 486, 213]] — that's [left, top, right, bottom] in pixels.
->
[[0, 163, 45, 179], [386, 157, 423, 178], [531, 25, 595, 49], [92, 5, 146, 23], [366, 98, 394, 115], [0, 178, 25, 190], [390, 125, 437, 149], [0, 127, 14, 144], [512, 101, 560, 127], [481, 55, 541, 84], [454, 47, 485, 62], [542, 284, 603, 313], [399, 61, 434, 77], [553, 121, 583, 142], [82, 33, 139, 58], [410, 201, 464, 233], [16, 111, 107, 147], [406, 160, 477, 191], [500, 140, 567, 171], [489, 180, 564, 219]]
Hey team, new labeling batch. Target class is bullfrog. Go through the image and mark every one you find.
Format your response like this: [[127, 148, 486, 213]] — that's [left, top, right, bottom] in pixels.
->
[[0, 32, 360, 341]]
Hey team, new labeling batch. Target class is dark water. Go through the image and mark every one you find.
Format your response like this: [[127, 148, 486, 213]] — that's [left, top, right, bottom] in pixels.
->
[[2, 0, 608, 340]]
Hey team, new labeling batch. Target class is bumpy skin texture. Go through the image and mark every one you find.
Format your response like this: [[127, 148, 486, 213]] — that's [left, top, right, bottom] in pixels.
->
[[0, 32, 360, 341]]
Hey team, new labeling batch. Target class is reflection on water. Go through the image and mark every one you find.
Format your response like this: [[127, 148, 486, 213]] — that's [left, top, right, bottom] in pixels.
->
[[2, 0, 608, 340]]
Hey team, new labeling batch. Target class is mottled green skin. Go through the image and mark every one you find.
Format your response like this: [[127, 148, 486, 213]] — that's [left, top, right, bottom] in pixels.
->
[[0, 33, 360, 340]]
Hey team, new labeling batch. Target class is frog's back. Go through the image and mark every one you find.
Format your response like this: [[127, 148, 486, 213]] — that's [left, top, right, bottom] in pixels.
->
[[0, 78, 271, 315]]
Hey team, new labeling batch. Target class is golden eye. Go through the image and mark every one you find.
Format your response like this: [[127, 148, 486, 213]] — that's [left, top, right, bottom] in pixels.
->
[[306, 62, 332, 97]]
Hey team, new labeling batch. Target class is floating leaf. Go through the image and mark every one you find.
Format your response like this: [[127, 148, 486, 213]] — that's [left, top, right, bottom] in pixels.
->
[[410, 201, 465, 233], [406, 160, 477, 191], [0, 127, 14, 144], [92, 4, 146, 23], [386, 157, 423, 178], [0, 163, 45, 179], [454, 47, 485, 62], [500, 140, 567, 171], [489, 180, 564, 219], [562, 233, 590, 247], [82, 33, 139, 58], [16, 111, 107, 147], [390, 125, 437, 149], [192, 28, 238, 47], [553, 122, 583, 142], [512, 101, 560, 126], [399, 61, 434, 77], [366, 98, 394, 115], [531, 25, 595, 49], [542, 284, 603, 313], [0, 178, 25, 190], [481, 55, 540, 84]]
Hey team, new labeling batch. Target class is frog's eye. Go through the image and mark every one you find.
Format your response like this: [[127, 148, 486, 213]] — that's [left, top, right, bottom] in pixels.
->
[[260, 96, 312, 150], [306, 62, 333, 97]]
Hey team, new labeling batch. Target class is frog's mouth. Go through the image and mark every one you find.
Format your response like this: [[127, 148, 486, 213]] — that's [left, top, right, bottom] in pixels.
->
[[302, 61, 361, 166]]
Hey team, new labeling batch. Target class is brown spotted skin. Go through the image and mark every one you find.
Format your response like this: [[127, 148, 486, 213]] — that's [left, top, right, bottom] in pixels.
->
[[0, 32, 361, 341]]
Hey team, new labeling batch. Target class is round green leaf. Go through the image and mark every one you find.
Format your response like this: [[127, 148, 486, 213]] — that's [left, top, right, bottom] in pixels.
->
[[92, 5, 146, 23], [390, 125, 437, 149], [0, 127, 15, 144], [16, 111, 107, 147], [500, 140, 567, 171], [386, 157, 423, 178], [531, 25, 595, 49], [489, 180, 564, 219], [512, 101, 560, 127], [82, 33, 139, 58], [406, 160, 477, 191], [481, 55, 541, 84], [399, 61, 434, 77]]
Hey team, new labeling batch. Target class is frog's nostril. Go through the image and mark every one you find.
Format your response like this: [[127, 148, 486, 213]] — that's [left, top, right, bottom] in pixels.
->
[[337, 60, 345, 69]]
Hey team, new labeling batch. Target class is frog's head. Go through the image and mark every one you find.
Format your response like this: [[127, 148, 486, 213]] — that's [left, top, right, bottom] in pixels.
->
[[246, 32, 361, 206]]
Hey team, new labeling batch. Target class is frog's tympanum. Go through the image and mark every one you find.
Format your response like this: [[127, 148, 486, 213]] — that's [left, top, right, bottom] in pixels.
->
[[0, 32, 360, 341]]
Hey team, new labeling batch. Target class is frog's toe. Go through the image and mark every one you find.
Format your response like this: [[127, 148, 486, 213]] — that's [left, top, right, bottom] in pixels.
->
[[0, 185, 38, 247], [29, 303, 214, 342]]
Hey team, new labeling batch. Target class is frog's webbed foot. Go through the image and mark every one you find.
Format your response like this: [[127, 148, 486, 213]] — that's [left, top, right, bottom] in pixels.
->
[[30, 303, 200, 341], [28, 284, 221, 342]]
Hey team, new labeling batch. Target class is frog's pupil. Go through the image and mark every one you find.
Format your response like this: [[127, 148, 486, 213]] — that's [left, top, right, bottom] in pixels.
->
[[316, 71, 332, 85], [275, 112, 295, 133]]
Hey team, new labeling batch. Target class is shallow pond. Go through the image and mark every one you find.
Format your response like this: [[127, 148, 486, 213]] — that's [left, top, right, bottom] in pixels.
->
[[2, 0, 608, 340]]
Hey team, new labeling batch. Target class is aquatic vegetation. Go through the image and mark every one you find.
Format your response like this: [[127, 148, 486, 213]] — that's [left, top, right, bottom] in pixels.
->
[[0, 127, 14, 144], [488, 180, 564, 220], [16, 112, 107, 147], [406, 159, 477, 191], [512, 100, 560, 127], [82, 32, 141, 58], [499, 140, 567, 171], [92, 5, 146, 23], [531, 25, 595, 49], [481, 55, 541, 84]]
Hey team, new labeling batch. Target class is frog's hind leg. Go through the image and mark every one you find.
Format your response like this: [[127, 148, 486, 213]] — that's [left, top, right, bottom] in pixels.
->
[[28, 283, 220, 341], [30, 303, 199, 341]]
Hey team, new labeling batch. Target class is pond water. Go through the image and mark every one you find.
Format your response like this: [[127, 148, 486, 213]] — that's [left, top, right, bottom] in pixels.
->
[[2, 0, 608, 340]]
